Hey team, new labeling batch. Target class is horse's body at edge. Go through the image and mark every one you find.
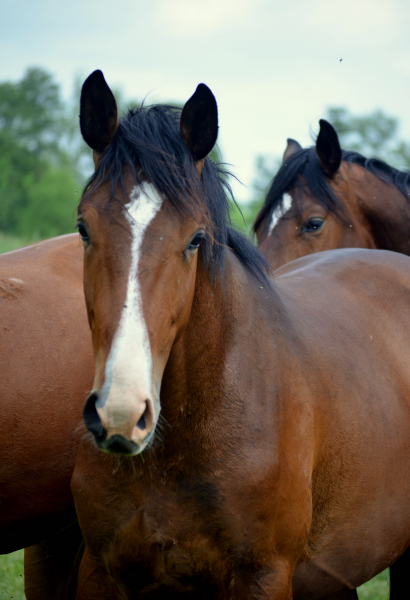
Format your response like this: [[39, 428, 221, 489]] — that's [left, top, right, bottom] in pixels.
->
[[0, 234, 92, 554]]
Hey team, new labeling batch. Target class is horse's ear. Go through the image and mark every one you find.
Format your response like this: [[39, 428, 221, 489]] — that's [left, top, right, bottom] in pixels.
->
[[180, 83, 218, 177], [316, 119, 342, 177], [283, 138, 302, 164], [80, 70, 119, 158]]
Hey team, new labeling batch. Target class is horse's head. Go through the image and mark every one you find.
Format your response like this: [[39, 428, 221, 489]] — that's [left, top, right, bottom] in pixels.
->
[[77, 71, 218, 455], [254, 120, 376, 270]]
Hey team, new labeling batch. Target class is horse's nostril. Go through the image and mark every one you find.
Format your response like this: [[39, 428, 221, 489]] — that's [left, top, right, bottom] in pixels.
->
[[135, 401, 154, 434], [83, 392, 106, 442], [136, 414, 146, 430]]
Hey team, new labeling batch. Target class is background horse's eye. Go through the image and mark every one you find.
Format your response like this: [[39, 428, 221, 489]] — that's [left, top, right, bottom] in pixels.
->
[[187, 232, 205, 251], [301, 218, 324, 234], [76, 223, 90, 244]]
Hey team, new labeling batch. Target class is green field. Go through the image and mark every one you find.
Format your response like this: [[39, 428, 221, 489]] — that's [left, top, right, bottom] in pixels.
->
[[0, 549, 389, 599]]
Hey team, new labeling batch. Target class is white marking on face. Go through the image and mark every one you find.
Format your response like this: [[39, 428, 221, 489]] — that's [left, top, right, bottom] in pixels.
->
[[9, 278, 24, 284], [96, 182, 163, 444], [268, 192, 293, 236]]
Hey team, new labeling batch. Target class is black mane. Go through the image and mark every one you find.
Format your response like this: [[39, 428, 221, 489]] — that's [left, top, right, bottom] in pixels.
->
[[81, 103, 269, 284], [253, 146, 410, 235]]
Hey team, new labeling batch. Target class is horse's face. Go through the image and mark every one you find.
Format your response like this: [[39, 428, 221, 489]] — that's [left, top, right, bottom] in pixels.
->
[[78, 181, 204, 454], [258, 170, 376, 270], [256, 120, 378, 271], [78, 71, 218, 455]]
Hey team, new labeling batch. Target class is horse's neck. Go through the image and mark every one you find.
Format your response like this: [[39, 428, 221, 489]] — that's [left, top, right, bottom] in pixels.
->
[[351, 166, 410, 254], [160, 251, 283, 451]]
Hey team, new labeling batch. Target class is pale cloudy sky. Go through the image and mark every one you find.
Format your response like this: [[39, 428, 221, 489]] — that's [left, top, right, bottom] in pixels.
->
[[2, 0, 410, 201]]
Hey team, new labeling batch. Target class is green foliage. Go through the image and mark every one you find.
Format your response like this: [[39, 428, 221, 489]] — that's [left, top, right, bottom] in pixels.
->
[[0, 68, 65, 161], [229, 199, 261, 235], [326, 107, 410, 170], [233, 154, 281, 233], [0, 231, 37, 254], [16, 167, 79, 238], [0, 67, 81, 237], [252, 154, 282, 202]]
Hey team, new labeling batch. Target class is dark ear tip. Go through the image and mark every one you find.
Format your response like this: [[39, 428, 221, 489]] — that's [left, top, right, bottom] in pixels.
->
[[89, 69, 104, 79], [83, 70, 106, 89], [194, 83, 216, 104], [319, 119, 336, 134], [196, 83, 212, 93]]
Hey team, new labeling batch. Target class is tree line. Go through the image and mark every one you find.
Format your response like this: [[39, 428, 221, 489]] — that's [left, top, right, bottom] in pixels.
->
[[2, 67, 410, 240]]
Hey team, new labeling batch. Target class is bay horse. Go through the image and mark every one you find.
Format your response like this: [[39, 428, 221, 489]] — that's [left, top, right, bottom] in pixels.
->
[[254, 119, 410, 270], [71, 70, 410, 599], [0, 233, 92, 553], [253, 122, 410, 599], [0, 235, 93, 597]]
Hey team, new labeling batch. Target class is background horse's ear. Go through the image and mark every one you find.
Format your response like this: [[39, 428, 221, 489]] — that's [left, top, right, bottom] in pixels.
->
[[180, 84, 218, 176], [283, 138, 303, 164], [316, 119, 342, 177], [80, 70, 119, 156]]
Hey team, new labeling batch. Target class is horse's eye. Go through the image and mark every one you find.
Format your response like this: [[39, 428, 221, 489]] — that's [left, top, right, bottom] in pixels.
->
[[301, 218, 324, 234], [186, 231, 205, 252], [76, 222, 90, 244]]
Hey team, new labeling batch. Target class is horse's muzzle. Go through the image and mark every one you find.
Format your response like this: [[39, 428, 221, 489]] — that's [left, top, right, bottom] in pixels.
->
[[83, 392, 149, 455]]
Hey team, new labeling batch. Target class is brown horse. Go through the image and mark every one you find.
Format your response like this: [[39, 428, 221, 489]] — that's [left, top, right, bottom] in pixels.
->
[[0, 235, 92, 597], [253, 122, 410, 600], [71, 70, 410, 599], [254, 119, 410, 270], [0, 233, 92, 555]]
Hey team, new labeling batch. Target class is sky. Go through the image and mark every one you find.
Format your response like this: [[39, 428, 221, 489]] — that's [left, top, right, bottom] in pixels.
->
[[2, 0, 410, 202]]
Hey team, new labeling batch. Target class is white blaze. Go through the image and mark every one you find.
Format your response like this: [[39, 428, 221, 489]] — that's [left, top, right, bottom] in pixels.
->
[[268, 192, 293, 236], [96, 183, 163, 427]]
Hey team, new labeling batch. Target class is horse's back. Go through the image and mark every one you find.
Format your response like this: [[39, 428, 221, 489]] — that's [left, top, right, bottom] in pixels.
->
[[0, 234, 93, 552], [274, 249, 410, 594]]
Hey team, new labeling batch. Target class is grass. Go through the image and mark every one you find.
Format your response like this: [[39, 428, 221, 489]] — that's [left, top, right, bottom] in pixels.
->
[[358, 570, 389, 600], [0, 549, 390, 600], [0, 232, 392, 600], [0, 550, 25, 599]]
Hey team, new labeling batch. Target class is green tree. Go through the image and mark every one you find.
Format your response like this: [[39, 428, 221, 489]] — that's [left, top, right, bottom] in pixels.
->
[[0, 67, 82, 237], [0, 67, 67, 162], [16, 168, 79, 239], [234, 154, 281, 233], [326, 107, 410, 170]]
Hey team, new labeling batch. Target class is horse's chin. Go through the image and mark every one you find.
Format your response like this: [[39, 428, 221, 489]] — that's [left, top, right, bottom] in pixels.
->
[[94, 427, 156, 456], [98, 433, 141, 456]]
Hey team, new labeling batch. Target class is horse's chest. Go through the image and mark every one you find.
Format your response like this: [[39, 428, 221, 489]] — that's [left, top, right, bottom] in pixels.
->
[[105, 486, 235, 596]]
